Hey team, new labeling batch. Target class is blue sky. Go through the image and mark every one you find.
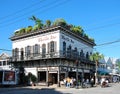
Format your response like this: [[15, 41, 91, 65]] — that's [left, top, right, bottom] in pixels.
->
[[0, 0, 120, 58]]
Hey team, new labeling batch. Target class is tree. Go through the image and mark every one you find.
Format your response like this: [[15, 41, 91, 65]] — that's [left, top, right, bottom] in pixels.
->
[[28, 72, 37, 86], [70, 25, 84, 36], [19, 28, 26, 35], [19, 66, 25, 85], [116, 59, 120, 74], [89, 52, 104, 85], [26, 26, 32, 33], [53, 18, 67, 26], [29, 16, 43, 30], [116, 59, 120, 68], [45, 20, 51, 27]]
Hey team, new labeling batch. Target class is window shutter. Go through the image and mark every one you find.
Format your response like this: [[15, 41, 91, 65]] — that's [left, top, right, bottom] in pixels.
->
[[54, 41, 57, 53], [48, 43, 50, 53]]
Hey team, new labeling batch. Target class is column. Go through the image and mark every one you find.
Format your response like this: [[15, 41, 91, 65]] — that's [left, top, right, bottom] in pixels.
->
[[58, 66, 60, 87]]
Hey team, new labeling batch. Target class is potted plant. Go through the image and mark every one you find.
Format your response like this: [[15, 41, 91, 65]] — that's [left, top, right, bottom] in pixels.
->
[[28, 72, 37, 86]]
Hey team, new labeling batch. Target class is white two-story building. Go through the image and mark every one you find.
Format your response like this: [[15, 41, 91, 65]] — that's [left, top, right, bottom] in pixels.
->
[[10, 25, 95, 85]]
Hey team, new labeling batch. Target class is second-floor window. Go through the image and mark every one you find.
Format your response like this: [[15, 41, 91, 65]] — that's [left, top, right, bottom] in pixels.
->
[[86, 52, 89, 59], [0, 61, 2, 66], [42, 44, 46, 57], [63, 41, 66, 56], [67, 45, 72, 58], [48, 41, 57, 54], [80, 50, 84, 58], [20, 48, 24, 60], [25, 46, 31, 57], [13, 48, 19, 60], [33, 44, 40, 56], [73, 47, 78, 59]]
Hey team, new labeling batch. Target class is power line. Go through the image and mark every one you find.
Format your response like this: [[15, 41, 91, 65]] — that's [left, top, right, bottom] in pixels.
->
[[0, 38, 120, 52], [96, 39, 120, 47], [0, 0, 71, 27], [0, 49, 12, 52], [0, 0, 56, 25], [85, 22, 120, 31], [0, 0, 45, 20]]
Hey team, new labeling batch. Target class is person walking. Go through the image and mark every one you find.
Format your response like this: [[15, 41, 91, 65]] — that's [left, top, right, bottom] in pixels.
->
[[90, 77, 94, 87], [66, 77, 71, 88]]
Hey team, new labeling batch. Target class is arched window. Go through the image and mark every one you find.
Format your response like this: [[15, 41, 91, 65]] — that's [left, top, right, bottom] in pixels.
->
[[48, 41, 57, 54], [21, 48, 24, 60], [50, 41, 54, 52], [25, 46, 31, 57], [12, 49, 15, 58], [42, 44, 46, 57], [14, 48, 19, 60], [33, 44, 40, 56], [80, 50, 84, 58], [74, 47, 78, 59], [67, 45, 72, 58], [86, 52, 89, 59], [63, 41, 66, 56]]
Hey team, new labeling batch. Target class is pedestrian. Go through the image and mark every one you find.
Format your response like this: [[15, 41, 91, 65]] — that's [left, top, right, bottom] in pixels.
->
[[90, 77, 94, 87], [63, 78, 67, 87], [66, 77, 70, 88]]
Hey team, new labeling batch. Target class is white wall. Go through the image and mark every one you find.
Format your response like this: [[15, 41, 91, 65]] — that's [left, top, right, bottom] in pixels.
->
[[12, 29, 94, 57], [60, 33, 93, 54], [25, 67, 37, 77], [12, 30, 60, 53]]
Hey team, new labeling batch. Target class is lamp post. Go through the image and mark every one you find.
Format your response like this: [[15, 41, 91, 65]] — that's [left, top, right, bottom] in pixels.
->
[[80, 63, 84, 88], [76, 60, 79, 89], [95, 61, 98, 86]]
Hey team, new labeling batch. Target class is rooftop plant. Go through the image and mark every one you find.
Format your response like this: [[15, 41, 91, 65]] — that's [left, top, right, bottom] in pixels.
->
[[14, 16, 94, 43]]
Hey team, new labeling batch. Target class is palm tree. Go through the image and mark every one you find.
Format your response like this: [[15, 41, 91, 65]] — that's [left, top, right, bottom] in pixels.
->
[[116, 60, 120, 71], [45, 20, 51, 27], [26, 26, 32, 33], [29, 16, 43, 30], [89, 52, 104, 86]]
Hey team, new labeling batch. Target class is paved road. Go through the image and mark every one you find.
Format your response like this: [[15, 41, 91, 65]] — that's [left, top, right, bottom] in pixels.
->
[[0, 83, 120, 94]]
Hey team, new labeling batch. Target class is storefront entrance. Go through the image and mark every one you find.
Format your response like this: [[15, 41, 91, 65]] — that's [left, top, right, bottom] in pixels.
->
[[49, 73, 57, 84], [38, 71, 46, 82]]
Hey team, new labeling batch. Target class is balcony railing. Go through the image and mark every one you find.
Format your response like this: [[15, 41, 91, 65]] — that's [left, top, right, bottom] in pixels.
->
[[11, 51, 93, 63]]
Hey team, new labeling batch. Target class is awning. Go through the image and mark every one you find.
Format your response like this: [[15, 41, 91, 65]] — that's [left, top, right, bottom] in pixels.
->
[[98, 71, 109, 75]]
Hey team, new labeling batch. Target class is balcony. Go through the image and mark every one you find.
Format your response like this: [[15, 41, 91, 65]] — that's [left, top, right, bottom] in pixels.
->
[[10, 51, 94, 64]]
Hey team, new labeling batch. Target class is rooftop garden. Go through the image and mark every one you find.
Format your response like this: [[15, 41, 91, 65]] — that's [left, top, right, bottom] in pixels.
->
[[14, 16, 94, 43]]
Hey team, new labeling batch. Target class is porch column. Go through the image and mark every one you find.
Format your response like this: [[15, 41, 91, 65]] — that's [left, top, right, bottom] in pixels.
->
[[46, 67, 49, 86], [58, 66, 60, 87]]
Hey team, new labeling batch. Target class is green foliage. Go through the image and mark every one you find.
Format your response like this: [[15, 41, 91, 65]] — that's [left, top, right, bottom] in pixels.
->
[[28, 72, 37, 83], [89, 52, 104, 62], [29, 16, 43, 30], [14, 17, 95, 43], [26, 26, 32, 33], [53, 18, 67, 26], [29, 16, 37, 23], [84, 33, 89, 39], [71, 26, 83, 33], [116, 60, 120, 69], [19, 28, 26, 35], [14, 30, 20, 35], [32, 25, 38, 31], [45, 20, 51, 27], [89, 37, 95, 42]]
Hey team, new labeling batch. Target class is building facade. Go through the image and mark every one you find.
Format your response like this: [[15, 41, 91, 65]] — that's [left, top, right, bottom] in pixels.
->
[[0, 53, 12, 70], [10, 25, 95, 85]]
